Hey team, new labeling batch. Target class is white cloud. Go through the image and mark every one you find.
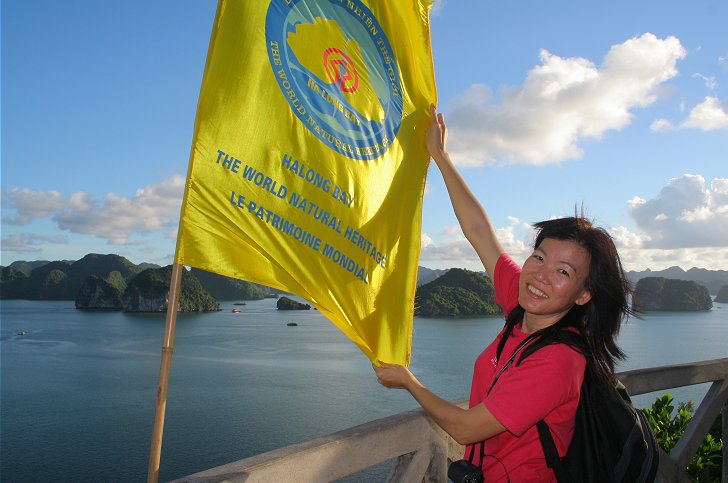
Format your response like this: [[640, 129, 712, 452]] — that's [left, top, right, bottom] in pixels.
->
[[445, 33, 686, 166], [1, 175, 185, 246], [611, 242, 728, 272], [419, 230, 479, 269], [1, 233, 69, 254], [420, 218, 535, 268], [2, 189, 66, 224], [609, 225, 647, 249], [682, 96, 728, 130], [649, 118, 676, 132], [627, 196, 647, 208], [692, 73, 718, 91], [629, 174, 728, 249]]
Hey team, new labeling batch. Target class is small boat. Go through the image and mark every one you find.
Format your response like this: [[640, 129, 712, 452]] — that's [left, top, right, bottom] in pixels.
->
[[232, 308, 241, 313], [286, 322, 298, 327], [233, 302, 247, 306], [17, 331, 27, 336]]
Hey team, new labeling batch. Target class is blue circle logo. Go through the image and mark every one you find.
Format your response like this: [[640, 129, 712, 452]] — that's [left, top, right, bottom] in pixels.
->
[[266, 0, 403, 160]]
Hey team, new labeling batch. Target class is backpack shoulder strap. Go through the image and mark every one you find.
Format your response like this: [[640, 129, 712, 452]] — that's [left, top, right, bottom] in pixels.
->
[[537, 420, 568, 482], [515, 329, 584, 366]]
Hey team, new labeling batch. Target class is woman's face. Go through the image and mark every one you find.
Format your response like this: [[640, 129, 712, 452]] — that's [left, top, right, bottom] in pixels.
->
[[518, 237, 592, 326]]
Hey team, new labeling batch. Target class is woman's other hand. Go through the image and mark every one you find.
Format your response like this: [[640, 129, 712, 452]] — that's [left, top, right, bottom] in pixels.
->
[[373, 361, 420, 390]]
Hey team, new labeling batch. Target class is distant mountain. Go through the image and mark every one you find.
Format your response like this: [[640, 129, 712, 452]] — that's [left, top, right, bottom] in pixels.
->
[[190, 268, 271, 300], [4, 254, 726, 312], [22, 260, 75, 299], [417, 266, 449, 286], [5, 260, 54, 276], [415, 267, 499, 317], [1, 257, 453, 301], [1, 254, 271, 304], [627, 267, 728, 295], [1, 254, 148, 300]]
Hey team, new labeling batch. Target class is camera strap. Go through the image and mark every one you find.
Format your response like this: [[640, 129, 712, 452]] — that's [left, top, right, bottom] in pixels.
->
[[465, 441, 511, 483], [465, 439, 485, 466], [487, 332, 542, 395]]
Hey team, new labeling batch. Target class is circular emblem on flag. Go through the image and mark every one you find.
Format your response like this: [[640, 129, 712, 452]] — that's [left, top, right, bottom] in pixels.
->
[[265, 0, 403, 160]]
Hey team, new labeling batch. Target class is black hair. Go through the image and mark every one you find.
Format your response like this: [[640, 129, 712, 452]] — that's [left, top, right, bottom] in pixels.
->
[[496, 215, 632, 384]]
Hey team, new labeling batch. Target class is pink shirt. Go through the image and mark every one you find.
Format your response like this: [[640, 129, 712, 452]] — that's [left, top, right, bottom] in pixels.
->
[[465, 254, 585, 482]]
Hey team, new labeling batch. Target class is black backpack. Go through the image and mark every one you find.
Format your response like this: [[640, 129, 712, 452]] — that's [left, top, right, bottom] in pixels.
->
[[495, 330, 660, 483]]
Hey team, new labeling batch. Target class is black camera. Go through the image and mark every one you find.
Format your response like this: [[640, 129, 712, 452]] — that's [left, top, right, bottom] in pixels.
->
[[448, 459, 484, 483]]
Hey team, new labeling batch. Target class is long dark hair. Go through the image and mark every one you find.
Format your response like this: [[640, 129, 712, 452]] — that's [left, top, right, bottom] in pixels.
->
[[497, 215, 632, 384]]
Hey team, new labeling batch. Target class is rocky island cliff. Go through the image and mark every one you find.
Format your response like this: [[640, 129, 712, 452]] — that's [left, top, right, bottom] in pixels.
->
[[415, 268, 500, 317], [633, 277, 713, 311]]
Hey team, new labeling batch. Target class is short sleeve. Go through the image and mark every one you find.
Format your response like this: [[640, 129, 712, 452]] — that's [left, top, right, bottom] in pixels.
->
[[494, 253, 521, 317]]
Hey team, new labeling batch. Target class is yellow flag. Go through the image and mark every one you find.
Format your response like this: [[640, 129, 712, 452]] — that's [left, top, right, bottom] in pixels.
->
[[176, 0, 436, 365]]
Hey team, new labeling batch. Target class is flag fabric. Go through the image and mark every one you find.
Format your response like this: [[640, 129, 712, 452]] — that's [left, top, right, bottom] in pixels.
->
[[175, 0, 436, 365]]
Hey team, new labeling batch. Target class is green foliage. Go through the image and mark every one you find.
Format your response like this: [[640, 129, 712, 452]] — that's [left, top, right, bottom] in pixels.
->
[[124, 265, 220, 312], [643, 393, 723, 482], [26, 261, 73, 299], [1, 253, 277, 307], [0, 267, 28, 298], [415, 268, 500, 317], [105, 270, 128, 292], [41, 268, 72, 299], [3, 260, 53, 276], [178, 267, 221, 312], [1, 266, 28, 283]]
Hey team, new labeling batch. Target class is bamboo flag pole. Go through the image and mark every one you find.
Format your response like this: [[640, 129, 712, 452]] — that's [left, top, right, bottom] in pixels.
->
[[147, 263, 184, 483]]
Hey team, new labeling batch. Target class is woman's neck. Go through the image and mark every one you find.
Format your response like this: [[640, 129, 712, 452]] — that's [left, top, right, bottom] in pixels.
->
[[521, 312, 568, 334]]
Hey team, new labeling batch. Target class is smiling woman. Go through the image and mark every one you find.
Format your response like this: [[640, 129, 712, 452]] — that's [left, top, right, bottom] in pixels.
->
[[374, 106, 635, 483]]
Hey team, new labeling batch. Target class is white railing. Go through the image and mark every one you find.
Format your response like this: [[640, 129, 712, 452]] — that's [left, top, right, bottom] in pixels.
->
[[173, 358, 728, 483]]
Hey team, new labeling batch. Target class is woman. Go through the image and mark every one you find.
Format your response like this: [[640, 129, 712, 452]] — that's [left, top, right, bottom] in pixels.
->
[[373, 105, 631, 482]]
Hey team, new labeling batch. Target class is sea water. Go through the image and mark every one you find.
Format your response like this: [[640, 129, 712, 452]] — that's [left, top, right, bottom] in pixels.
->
[[1, 298, 726, 482]]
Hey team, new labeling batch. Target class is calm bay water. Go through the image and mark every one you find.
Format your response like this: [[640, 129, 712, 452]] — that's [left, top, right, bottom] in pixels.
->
[[1, 298, 727, 482]]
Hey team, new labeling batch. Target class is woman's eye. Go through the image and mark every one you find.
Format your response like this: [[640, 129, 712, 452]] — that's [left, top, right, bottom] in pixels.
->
[[558, 269, 570, 277]]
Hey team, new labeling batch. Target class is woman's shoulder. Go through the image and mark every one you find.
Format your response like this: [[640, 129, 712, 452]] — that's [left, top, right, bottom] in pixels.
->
[[522, 338, 586, 370]]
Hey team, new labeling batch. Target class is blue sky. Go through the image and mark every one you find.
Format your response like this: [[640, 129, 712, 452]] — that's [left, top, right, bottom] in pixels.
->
[[2, 0, 727, 272]]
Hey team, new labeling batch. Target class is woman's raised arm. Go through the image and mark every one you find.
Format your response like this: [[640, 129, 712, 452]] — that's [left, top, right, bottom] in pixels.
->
[[426, 104, 505, 278]]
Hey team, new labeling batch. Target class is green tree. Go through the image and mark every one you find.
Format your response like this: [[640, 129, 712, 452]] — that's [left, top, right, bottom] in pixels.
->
[[643, 393, 723, 482]]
